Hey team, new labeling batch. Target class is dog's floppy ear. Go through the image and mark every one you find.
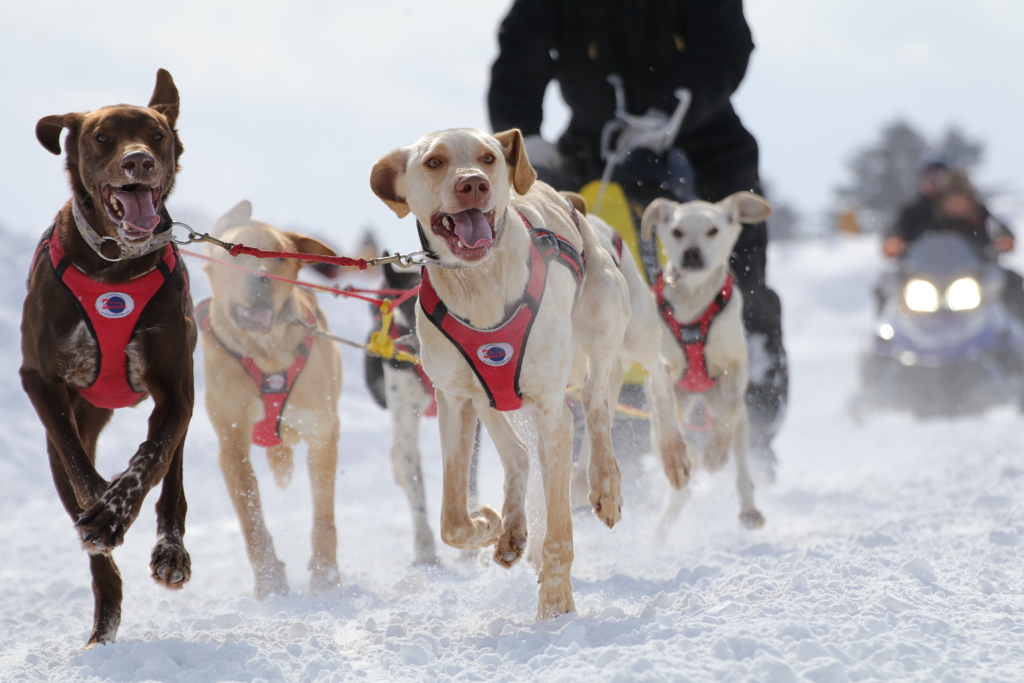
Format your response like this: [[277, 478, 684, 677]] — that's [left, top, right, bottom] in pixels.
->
[[148, 68, 180, 128], [494, 129, 536, 196], [561, 191, 588, 216], [720, 191, 772, 225], [284, 231, 341, 278], [213, 200, 253, 237], [641, 197, 678, 242], [370, 148, 411, 218], [36, 113, 83, 155]]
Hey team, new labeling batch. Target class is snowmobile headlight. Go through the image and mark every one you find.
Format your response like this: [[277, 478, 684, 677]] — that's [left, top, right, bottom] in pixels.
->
[[905, 279, 939, 312], [945, 277, 981, 311]]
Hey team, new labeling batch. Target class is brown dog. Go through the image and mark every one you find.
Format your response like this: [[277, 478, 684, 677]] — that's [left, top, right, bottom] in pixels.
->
[[199, 201, 342, 599], [20, 69, 195, 647]]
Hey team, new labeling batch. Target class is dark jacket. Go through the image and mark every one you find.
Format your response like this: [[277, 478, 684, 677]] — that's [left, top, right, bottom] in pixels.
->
[[889, 195, 1013, 256], [488, 0, 758, 195]]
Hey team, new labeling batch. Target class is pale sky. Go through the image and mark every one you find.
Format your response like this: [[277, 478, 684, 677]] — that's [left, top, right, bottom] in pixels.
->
[[2, 0, 1022, 253]]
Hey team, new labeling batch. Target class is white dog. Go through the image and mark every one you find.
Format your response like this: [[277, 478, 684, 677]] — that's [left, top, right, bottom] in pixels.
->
[[568, 205, 692, 494], [640, 193, 772, 530], [371, 128, 631, 619]]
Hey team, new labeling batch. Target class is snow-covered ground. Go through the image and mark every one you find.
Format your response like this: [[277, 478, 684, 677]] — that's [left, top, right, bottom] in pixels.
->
[[1, 228, 1023, 683]]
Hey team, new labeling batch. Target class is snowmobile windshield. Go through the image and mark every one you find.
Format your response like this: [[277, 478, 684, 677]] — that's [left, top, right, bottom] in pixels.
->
[[902, 232, 982, 285]]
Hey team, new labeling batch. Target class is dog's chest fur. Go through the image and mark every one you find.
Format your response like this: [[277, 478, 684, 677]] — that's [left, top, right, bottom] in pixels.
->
[[59, 320, 148, 394]]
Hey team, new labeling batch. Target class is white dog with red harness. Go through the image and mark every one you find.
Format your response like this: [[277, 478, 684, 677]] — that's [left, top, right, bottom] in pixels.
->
[[640, 192, 772, 531], [371, 128, 631, 620]]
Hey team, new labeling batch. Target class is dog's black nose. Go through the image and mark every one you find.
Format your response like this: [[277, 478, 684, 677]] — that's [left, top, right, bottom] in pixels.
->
[[247, 272, 273, 307], [682, 247, 704, 270], [121, 151, 155, 176]]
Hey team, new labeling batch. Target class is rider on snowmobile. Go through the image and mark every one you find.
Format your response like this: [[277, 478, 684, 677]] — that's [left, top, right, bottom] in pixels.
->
[[883, 169, 1024, 322]]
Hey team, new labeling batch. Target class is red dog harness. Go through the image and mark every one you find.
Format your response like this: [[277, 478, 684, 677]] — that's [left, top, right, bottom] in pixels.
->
[[33, 225, 177, 409], [196, 299, 317, 447], [419, 210, 586, 411], [653, 273, 735, 393]]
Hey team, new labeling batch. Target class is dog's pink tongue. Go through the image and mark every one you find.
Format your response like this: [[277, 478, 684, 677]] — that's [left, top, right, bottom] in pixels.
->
[[114, 186, 160, 233], [452, 208, 493, 248]]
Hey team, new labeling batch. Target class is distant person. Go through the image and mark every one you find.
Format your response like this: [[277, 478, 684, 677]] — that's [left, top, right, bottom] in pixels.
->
[[886, 169, 1014, 257], [487, 0, 787, 467], [885, 169, 1024, 320], [882, 160, 949, 259]]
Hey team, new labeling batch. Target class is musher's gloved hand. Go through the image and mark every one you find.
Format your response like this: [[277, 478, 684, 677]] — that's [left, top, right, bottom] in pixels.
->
[[616, 108, 673, 154], [524, 134, 563, 173]]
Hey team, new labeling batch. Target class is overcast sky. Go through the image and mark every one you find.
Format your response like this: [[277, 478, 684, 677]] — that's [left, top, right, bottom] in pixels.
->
[[2, 0, 1022, 253]]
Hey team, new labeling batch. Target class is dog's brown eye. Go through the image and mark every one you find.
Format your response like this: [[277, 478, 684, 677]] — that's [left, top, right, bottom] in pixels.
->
[[482, 154, 495, 164], [426, 158, 442, 169], [151, 132, 164, 142], [671, 228, 683, 239], [707, 227, 718, 237], [96, 134, 110, 143]]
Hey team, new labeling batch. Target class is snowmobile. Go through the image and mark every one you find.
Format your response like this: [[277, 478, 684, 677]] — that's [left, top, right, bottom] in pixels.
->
[[854, 232, 1024, 418]]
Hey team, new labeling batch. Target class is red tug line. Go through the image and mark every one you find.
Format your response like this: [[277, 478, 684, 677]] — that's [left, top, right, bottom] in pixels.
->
[[178, 248, 419, 307]]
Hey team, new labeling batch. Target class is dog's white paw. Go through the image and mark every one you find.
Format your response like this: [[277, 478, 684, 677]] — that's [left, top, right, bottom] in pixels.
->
[[661, 440, 692, 490], [740, 508, 765, 530], [494, 513, 527, 567], [589, 474, 623, 529], [441, 506, 503, 550]]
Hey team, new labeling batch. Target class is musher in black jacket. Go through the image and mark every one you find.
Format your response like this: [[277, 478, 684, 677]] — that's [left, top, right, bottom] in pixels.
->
[[488, 0, 787, 468]]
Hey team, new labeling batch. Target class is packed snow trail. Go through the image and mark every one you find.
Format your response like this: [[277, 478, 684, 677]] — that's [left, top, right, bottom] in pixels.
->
[[1, 231, 1022, 682]]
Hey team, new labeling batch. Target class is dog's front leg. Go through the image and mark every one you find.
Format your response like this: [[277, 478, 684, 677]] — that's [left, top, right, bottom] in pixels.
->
[[437, 390, 502, 550], [384, 364, 437, 564], [477, 409, 529, 567], [534, 400, 576, 620], [20, 368, 109, 508], [307, 419, 341, 593], [150, 435, 192, 589], [646, 362, 691, 489], [76, 369, 194, 554], [732, 402, 765, 530], [580, 365, 623, 528]]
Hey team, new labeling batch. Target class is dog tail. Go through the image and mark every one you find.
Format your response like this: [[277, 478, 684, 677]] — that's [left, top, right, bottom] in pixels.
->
[[266, 445, 294, 489]]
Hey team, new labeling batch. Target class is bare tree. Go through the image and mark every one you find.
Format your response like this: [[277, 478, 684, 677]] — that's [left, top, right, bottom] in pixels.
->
[[834, 120, 985, 232]]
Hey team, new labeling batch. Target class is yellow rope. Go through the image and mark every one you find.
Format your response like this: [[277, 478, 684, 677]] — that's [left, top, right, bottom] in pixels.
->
[[365, 300, 422, 365]]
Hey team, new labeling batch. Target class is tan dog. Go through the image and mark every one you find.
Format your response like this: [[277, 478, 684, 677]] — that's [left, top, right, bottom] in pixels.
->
[[371, 128, 630, 619], [640, 193, 772, 530], [199, 202, 342, 598]]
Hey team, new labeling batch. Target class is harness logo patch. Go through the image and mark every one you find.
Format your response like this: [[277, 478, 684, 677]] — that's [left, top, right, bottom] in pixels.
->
[[264, 373, 286, 392], [477, 342, 514, 367], [95, 292, 135, 319]]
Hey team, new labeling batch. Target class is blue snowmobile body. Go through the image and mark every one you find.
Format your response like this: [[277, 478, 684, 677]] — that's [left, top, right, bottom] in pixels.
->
[[856, 233, 1024, 418]]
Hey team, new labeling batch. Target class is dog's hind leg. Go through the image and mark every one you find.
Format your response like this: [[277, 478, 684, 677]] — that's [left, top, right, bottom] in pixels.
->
[[385, 365, 437, 564], [150, 435, 191, 589], [216, 430, 288, 599], [478, 409, 529, 568], [734, 410, 765, 530], [533, 400, 576, 619], [307, 418, 341, 593], [438, 390, 502, 550]]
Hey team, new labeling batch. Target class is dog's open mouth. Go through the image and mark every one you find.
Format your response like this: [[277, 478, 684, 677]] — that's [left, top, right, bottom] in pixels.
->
[[231, 303, 275, 333], [101, 183, 162, 243], [431, 208, 496, 261]]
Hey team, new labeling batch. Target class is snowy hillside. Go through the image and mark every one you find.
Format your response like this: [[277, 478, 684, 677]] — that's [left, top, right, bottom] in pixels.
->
[[1, 229, 1023, 682]]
